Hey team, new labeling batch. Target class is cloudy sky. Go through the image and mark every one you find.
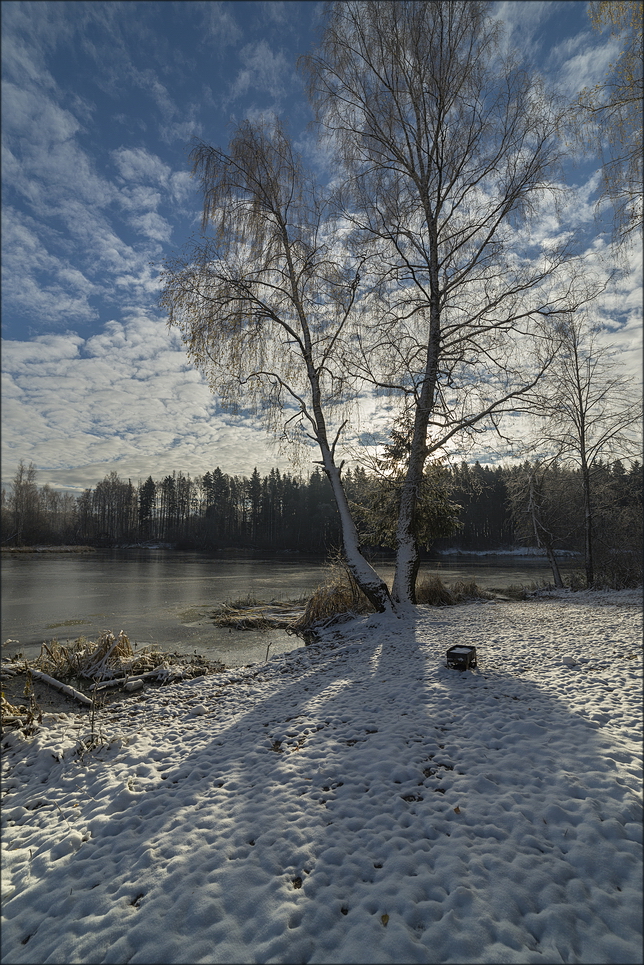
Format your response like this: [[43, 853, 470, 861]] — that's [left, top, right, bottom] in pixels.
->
[[2, 0, 642, 493]]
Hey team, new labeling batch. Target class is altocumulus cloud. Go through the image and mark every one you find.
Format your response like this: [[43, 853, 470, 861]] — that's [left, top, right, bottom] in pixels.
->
[[2, 0, 640, 496], [1, 316, 283, 492]]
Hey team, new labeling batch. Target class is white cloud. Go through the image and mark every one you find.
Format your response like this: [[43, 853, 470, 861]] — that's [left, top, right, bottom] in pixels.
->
[[112, 146, 171, 185], [1, 315, 284, 492], [2, 82, 115, 212], [199, 1, 243, 48], [491, 1, 621, 103], [258, 1, 291, 28], [160, 116, 203, 145], [169, 170, 194, 204], [1, 37, 200, 331], [553, 32, 620, 98], [2, 79, 80, 142], [1, 207, 100, 324], [129, 211, 172, 244], [229, 40, 290, 103], [118, 185, 162, 212], [491, 0, 554, 61], [2, 1, 639, 497]]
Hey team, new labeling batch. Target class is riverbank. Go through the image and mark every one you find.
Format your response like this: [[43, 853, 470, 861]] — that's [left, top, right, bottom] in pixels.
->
[[1, 629, 229, 725], [1, 655, 228, 720], [1, 545, 95, 554], [0, 543, 579, 558], [3, 548, 590, 668], [2, 591, 642, 964]]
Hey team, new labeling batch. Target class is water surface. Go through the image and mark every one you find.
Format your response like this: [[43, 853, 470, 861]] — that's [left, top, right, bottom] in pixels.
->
[[1, 549, 579, 666]]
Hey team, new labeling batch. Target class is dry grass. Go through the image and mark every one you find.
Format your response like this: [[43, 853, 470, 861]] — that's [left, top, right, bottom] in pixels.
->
[[451, 579, 495, 602], [416, 575, 494, 606], [1, 632, 227, 744], [293, 563, 375, 634], [293, 566, 496, 634], [416, 575, 456, 606], [1, 671, 42, 736], [211, 597, 307, 631], [498, 583, 530, 600], [34, 631, 143, 681], [28, 630, 225, 685], [212, 566, 500, 640]]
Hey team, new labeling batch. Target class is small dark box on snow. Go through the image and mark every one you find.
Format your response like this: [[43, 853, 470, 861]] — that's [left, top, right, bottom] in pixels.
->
[[446, 645, 477, 671]]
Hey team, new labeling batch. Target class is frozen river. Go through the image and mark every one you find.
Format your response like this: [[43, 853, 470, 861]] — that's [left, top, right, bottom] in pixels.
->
[[1, 548, 579, 666]]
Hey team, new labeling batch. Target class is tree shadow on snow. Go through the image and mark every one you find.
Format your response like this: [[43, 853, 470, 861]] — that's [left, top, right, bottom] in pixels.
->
[[9, 606, 642, 964]]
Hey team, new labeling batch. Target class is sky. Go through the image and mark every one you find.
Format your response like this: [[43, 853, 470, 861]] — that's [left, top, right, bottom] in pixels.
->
[[1, 0, 642, 494]]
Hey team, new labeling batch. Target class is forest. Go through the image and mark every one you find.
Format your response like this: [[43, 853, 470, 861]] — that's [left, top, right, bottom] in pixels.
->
[[2, 458, 641, 587]]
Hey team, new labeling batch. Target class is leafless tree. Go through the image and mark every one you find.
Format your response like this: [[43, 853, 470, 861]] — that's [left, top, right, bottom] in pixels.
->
[[506, 460, 582, 588], [302, 0, 601, 603], [573, 0, 643, 244], [524, 313, 643, 586], [160, 119, 393, 612], [7, 460, 39, 545]]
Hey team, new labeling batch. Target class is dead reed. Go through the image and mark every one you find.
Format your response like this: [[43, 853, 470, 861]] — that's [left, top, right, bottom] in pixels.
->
[[292, 562, 375, 633], [416, 575, 494, 605], [211, 598, 307, 631], [29, 630, 225, 687]]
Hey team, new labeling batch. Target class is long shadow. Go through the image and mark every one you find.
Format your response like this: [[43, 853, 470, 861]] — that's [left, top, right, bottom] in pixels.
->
[[4, 605, 642, 964]]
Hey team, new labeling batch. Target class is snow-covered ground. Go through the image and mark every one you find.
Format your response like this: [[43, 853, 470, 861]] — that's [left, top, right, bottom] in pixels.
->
[[2, 591, 642, 965], [435, 547, 580, 557]]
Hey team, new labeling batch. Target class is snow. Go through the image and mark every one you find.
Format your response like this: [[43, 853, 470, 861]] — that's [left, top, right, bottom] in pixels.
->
[[2, 592, 642, 965], [436, 548, 581, 557]]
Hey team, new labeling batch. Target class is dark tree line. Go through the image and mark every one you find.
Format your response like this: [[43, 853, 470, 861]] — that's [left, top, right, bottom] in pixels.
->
[[3, 459, 641, 586], [2, 463, 347, 554]]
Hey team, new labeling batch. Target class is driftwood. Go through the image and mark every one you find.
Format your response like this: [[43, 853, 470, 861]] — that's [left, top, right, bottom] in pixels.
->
[[89, 677, 127, 692], [90, 667, 177, 692], [30, 669, 93, 707]]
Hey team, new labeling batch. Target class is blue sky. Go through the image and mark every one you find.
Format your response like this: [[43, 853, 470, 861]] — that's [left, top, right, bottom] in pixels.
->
[[2, 0, 642, 493]]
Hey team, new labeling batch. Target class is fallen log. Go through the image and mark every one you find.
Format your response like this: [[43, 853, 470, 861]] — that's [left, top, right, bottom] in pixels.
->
[[29, 670, 93, 707], [90, 667, 177, 692]]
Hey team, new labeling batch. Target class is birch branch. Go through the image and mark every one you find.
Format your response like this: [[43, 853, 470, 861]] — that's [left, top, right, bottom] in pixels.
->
[[29, 670, 93, 707]]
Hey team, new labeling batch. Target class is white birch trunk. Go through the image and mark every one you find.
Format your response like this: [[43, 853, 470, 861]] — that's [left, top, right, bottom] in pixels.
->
[[321, 451, 394, 614]]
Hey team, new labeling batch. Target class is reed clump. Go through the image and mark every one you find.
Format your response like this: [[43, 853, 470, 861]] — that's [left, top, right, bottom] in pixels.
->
[[30, 630, 225, 686], [416, 575, 494, 606], [293, 563, 375, 634], [211, 598, 308, 631], [34, 631, 160, 681], [294, 567, 495, 634], [1, 670, 42, 736], [416, 575, 456, 606]]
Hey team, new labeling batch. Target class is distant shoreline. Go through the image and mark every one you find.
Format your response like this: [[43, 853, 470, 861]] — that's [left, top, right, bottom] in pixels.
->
[[1, 545, 96, 554], [1, 543, 582, 558]]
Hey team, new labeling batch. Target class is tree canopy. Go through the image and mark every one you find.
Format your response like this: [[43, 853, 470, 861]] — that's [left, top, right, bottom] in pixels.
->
[[158, 0, 638, 607], [302, 0, 601, 601], [576, 0, 643, 241]]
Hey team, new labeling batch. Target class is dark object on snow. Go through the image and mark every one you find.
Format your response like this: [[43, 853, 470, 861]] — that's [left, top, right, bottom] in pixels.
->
[[446, 645, 477, 671]]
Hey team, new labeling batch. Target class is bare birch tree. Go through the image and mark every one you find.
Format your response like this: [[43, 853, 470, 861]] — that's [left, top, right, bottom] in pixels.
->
[[302, 0, 601, 603], [506, 460, 582, 588], [8, 460, 40, 545], [574, 0, 643, 243], [524, 313, 643, 587], [160, 119, 393, 612]]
